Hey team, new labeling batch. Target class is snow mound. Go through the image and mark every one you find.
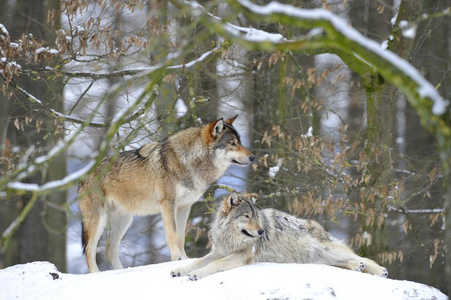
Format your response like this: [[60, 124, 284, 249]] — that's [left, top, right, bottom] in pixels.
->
[[0, 260, 446, 300]]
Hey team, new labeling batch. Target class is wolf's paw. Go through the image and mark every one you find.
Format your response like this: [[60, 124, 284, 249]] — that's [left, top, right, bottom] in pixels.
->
[[188, 273, 198, 281], [170, 270, 180, 277], [170, 268, 189, 277], [188, 271, 205, 281], [357, 262, 365, 272]]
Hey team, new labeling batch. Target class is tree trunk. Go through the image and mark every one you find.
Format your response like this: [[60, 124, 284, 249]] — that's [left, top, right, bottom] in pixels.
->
[[0, 0, 66, 271]]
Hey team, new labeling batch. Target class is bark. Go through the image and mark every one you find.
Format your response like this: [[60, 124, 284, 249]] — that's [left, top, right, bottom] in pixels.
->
[[0, 0, 67, 271]]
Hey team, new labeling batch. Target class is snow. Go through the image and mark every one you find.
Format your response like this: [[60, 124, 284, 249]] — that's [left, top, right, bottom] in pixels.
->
[[399, 20, 416, 39], [225, 24, 285, 42], [8, 160, 95, 192], [268, 158, 283, 178], [17, 86, 42, 105], [0, 23, 8, 35], [169, 48, 218, 69], [35, 47, 60, 55], [185, 1, 285, 43], [0, 261, 446, 300], [402, 26, 416, 39], [175, 98, 188, 118], [35, 47, 47, 54]]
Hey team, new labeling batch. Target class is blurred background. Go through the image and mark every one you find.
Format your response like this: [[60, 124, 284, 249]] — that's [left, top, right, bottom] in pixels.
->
[[0, 0, 449, 295]]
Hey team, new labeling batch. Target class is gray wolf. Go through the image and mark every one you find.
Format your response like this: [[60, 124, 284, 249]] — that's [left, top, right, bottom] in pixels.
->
[[171, 192, 388, 280], [78, 116, 254, 272]]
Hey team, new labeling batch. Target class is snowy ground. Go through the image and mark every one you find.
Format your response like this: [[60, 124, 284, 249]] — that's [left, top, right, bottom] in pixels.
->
[[0, 260, 446, 300]]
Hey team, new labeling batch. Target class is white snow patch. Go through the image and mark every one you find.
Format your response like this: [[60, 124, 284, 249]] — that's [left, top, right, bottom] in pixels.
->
[[399, 20, 409, 28], [243, 27, 285, 42], [268, 158, 283, 178], [35, 47, 47, 54], [399, 20, 416, 39], [0, 23, 9, 35], [402, 26, 416, 39], [0, 261, 446, 300], [175, 98, 188, 118], [8, 160, 95, 192]]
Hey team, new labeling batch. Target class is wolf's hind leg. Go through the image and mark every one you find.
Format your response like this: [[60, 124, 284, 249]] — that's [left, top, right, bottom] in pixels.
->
[[83, 212, 107, 273], [344, 259, 365, 272], [361, 258, 388, 277], [107, 212, 133, 269], [328, 246, 388, 277]]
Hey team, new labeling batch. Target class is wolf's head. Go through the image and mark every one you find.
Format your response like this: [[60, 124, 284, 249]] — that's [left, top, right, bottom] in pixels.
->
[[221, 192, 264, 238], [203, 115, 255, 166]]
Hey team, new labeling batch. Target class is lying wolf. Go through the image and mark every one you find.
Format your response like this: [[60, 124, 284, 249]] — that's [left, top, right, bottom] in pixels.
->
[[79, 116, 254, 272], [171, 192, 388, 280]]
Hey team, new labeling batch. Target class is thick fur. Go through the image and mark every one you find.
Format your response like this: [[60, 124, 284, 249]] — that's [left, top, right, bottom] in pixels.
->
[[78, 116, 254, 272], [171, 192, 388, 280]]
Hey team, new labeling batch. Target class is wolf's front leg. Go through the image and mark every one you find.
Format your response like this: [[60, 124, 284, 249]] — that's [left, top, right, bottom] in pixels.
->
[[171, 253, 220, 277], [175, 204, 193, 260], [160, 199, 184, 260], [188, 252, 253, 280]]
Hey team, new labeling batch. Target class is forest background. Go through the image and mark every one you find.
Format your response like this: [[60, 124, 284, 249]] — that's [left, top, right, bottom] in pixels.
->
[[0, 0, 450, 294]]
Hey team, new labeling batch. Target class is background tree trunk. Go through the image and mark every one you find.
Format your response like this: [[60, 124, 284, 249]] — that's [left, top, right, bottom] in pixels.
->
[[0, 0, 66, 271]]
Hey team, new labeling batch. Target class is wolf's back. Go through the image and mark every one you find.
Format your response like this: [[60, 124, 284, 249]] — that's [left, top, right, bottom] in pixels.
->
[[255, 208, 334, 264]]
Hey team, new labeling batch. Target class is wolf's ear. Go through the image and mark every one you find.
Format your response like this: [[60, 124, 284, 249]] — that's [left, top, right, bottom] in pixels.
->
[[229, 192, 240, 206], [210, 118, 224, 137], [225, 115, 238, 125], [249, 193, 258, 204], [223, 192, 240, 214]]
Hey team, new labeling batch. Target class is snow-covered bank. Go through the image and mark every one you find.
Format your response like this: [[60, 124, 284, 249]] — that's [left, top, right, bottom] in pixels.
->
[[0, 261, 446, 300]]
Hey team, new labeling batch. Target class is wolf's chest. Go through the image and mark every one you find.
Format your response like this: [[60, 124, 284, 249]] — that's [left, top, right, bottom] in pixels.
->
[[175, 184, 206, 206]]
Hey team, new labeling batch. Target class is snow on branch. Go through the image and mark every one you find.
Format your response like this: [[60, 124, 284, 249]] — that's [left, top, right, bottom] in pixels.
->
[[2, 160, 94, 248], [223, 0, 449, 128], [63, 47, 221, 79], [4, 43, 213, 193], [8, 160, 95, 193], [13, 46, 221, 129], [15, 86, 107, 127], [0, 125, 87, 190], [1, 69, 166, 249]]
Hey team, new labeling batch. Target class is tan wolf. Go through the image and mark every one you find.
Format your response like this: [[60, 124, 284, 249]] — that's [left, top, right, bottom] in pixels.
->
[[78, 116, 254, 272], [171, 192, 388, 280]]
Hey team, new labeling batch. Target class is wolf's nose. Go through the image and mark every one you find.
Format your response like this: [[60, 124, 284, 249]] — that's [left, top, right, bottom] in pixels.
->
[[249, 155, 255, 162], [258, 229, 264, 235]]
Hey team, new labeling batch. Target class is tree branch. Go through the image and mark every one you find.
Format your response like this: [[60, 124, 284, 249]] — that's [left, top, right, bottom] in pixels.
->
[[226, 0, 449, 135]]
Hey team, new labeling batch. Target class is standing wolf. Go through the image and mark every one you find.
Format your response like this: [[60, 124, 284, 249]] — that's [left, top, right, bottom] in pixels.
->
[[171, 192, 388, 280], [78, 116, 254, 272]]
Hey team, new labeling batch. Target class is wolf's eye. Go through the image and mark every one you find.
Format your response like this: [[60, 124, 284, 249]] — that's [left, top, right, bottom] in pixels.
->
[[243, 214, 250, 219], [229, 141, 236, 146]]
